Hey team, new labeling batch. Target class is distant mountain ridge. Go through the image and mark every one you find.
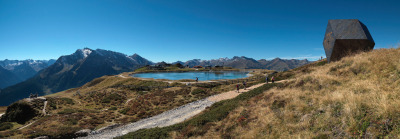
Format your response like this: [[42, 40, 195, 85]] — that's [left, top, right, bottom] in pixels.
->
[[0, 59, 56, 88], [0, 59, 56, 72], [0, 48, 309, 106], [176, 56, 311, 71], [0, 48, 153, 106]]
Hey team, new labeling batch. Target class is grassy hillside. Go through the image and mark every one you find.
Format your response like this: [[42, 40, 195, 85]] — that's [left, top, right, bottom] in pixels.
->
[[0, 69, 269, 138], [0, 107, 6, 113], [121, 48, 400, 138], [118, 83, 282, 139]]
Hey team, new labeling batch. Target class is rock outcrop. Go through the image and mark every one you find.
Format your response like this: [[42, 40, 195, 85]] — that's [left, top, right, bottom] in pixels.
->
[[0, 101, 38, 124]]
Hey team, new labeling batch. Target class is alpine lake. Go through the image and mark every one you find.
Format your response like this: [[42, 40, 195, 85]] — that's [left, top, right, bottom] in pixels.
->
[[131, 71, 250, 81]]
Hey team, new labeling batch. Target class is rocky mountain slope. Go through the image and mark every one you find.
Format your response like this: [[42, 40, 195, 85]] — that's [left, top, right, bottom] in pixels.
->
[[0, 66, 21, 89], [0, 48, 153, 106]]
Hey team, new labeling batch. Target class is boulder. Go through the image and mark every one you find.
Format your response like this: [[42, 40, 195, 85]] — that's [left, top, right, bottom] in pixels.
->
[[94, 123, 120, 134], [34, 136, 49, 139], [323, 19, 375, 62], [74, 129, 92, 137]]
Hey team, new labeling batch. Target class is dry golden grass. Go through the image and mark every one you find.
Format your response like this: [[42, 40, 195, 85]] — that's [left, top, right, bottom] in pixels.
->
[[0, 106, 7, 113], [190, 48, 400, 138]]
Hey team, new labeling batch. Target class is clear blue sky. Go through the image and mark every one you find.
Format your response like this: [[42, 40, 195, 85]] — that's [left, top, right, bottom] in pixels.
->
[[0, 0, 399, 62]]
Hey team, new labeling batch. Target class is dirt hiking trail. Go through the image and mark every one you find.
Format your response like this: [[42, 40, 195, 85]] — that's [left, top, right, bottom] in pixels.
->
[[80, 81, 287, 139]]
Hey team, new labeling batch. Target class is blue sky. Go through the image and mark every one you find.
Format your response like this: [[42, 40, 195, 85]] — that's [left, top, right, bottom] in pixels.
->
[[0, 0, 399, 62]]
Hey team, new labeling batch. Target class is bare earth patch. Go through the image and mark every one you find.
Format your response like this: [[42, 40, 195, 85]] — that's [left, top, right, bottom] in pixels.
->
[[207, 83, 266, 102]]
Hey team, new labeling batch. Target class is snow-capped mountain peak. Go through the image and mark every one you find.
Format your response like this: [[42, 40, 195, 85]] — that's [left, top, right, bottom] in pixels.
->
[[218, 57, 229, 61], [127, 55, 137, 62], [80, 48, 93, 58]]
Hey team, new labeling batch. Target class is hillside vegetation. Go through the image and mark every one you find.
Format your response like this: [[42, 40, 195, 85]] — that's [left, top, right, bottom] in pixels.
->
[[0, 69, 268, 138], [192, 48, 400, 138], [122, 48, 400, 138]]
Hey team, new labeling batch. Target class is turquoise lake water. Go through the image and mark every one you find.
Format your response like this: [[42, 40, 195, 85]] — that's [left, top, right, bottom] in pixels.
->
[[131, 71, 249, 81]]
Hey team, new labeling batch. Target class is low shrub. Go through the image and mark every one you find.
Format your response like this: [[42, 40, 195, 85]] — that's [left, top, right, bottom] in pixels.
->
[[0, 129, 18, 138], [194, 83, 220, 88], [65, 118, 78, 125], [191, 88, 206, 95], [329, 62, 352, 73], [57, 109, 76, 115], [119, 108, 130, 115], [61, 98, 74, 105], [0, 122, 13, 131], [27, 126, 80, 138], [49, 102, 57, 109], [102, 93, 124, 103], [125, 127, 169, 139], [0, 101, 38, 124], [170, 82, 184, 87], [271, 100, 286, 110], [136, 91, 148, 95], [316, 60, 327, 66]]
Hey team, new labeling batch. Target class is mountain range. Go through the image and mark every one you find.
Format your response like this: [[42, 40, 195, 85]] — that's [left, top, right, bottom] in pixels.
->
[[173, 56, 311, 71], [0, 59, 56, 88], [0, 48, 310, 106], [0, 48, 153, 106]]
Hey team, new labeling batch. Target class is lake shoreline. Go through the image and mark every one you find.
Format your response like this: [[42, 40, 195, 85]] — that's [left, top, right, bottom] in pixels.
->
[[131, 71, 250, 81]]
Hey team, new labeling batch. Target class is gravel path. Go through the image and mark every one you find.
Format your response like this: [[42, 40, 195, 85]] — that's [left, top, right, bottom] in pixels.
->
[[208, 83, 265, 102], [124, 98, 133, 106], [42, 101, 47, 115], [18, 120, 37, 130], [119, 75, 128, 78], [79, 82, 269, 139]]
